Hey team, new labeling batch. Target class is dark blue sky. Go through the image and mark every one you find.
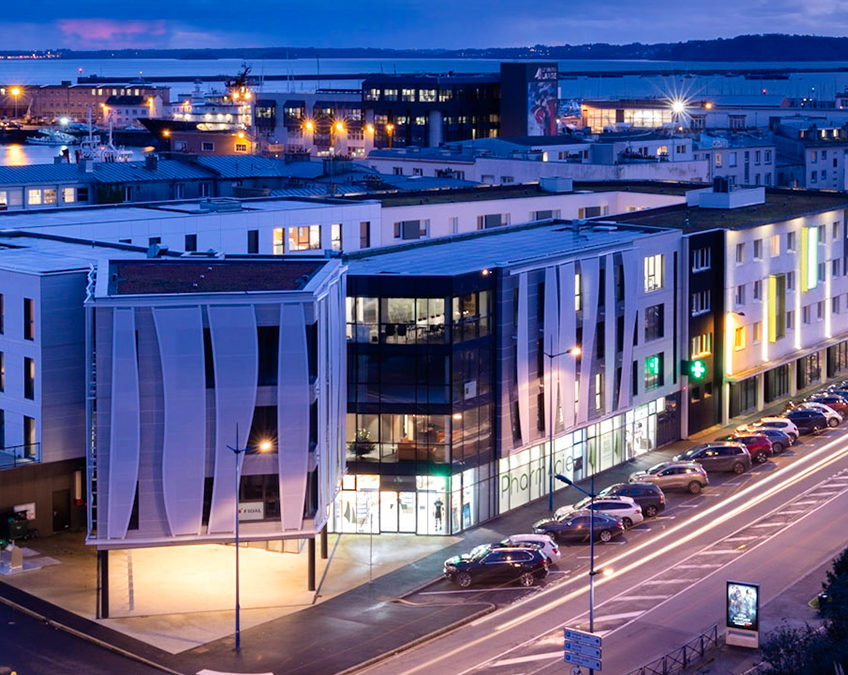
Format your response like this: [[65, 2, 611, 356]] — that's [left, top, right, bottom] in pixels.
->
[[5, 1, 845, 50]]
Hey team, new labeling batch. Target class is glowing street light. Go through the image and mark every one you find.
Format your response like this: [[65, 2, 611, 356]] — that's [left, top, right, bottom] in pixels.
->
[[10, 86, 21, 119], [671, 99, 686, 115], [227, 432, 273, 653], [386, 122, 395, 148], [304, 120, 315, 133], [334, 121, 345, 133]]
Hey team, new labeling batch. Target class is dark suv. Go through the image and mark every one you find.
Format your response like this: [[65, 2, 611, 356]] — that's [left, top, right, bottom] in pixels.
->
[[597, 482, 666, 518], [784, 408, 828, 434], [674, 442, 752, 474], [443, 543, 548, 588]]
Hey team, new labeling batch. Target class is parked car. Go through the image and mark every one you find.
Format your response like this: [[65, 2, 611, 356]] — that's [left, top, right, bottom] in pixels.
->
[[596, 482, 666, 518], [533, 511, 625, 543], [744, 417, 800, 443], [784, 408, 828, 434], [715, 433, 772, 463], [797, 396, 848, 427], [674, 442, 752, 474], [556, 495, 645, 529], [736, 427, 793, 454], [499, 533, 561, 564], [810, 392, 848, 416], [797, 401, 842, 427], [443, 543, 549, 588], [629, 461, 709, 494]]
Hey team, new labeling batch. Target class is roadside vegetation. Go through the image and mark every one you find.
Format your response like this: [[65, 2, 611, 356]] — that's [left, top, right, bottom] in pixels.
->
[[759, 547, 848, 673]]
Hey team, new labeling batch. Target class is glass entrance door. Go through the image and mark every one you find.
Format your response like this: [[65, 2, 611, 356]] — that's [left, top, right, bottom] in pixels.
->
[[380, 491, 398, 532], [398, 492, 416, 532]]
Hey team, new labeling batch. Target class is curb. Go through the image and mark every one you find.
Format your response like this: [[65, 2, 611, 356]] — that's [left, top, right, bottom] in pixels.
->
[[0, 590, 184, 675]]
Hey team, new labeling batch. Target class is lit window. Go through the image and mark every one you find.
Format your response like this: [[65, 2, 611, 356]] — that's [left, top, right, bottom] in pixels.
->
[[27, 188, 42, 206], [273, 227, 284, 255], [734, 326, 746, 350], [288, 225, 321, 251], [770, 234, 780, 257], [644, 254, 664, 292], [62, 187, 75, 203]]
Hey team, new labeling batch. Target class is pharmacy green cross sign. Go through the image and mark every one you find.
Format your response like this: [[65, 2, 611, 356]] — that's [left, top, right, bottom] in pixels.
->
[[689, 359, 707, 380]]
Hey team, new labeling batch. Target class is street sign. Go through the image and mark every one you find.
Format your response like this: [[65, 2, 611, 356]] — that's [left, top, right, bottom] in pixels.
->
[[564, 627, 603, 648], [565, 641, 602, 659], [565, 652, 602, 670]]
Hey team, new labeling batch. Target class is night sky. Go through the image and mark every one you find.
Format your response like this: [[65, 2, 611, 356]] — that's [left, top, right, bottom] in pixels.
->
[[4, 1, 847, 50]]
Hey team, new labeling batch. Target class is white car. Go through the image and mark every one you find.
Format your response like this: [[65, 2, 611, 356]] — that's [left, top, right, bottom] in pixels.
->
[[556, 495, 645, 529], [739, 417, 800, 443], [500, 533, 561, 563], [797, 402, 842, 427]]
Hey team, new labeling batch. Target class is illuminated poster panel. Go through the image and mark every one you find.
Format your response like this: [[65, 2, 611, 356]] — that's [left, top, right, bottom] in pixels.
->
[[726, 580, 760, 648]]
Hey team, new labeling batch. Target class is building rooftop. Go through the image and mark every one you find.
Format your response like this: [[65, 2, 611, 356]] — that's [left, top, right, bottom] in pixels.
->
[[0, 231, 154, 274], [612, 188, 848, 232], [346, 219, 665, 277], [109, 258, 327, 295]]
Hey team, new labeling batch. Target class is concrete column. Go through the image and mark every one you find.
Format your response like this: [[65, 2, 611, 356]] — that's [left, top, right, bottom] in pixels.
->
[[756, 373, 765, 412], [721, 382, 731, 426], [320, 525, 328, 560], [788, 359, 798, 396], [307, 537, 316, 591], [428, 110, 443, 147], [820, 349, 828, 383], [97, 549, 109, 619]]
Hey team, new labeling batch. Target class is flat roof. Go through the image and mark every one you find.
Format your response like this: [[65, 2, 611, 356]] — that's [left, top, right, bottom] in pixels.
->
[[612, 188, 848, 232], [0, 232, 152, 274], [346, 220, 667, 277], [110, 259, 327, 295]]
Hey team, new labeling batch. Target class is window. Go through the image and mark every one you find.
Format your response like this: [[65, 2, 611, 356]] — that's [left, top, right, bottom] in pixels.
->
[[331, 223, 342, 252], [173, 184, 184, 199], [735, 284, 746, 306], [753, 280, 762, 301], [24, 416, 35, 457], [787, 311, 794, 329], [394, 219, 429, 240], [691, 332, 713, 357], [770, 234, 780, 257], [787, 231, 796, 251], [359, 221, 371, 249], [148, 236, 161, 246], [819, 262, 827, 282], [753, 239, 763, 260], [201, 141, 215, 151], [199, 182, 211, 197], [594, 373, 603, 410], [0, 351, 4, 391], [62, 187, 76, 203], [765, 150, 772, 163], [691, 290, 711, 316], [184, 234, 197, 252], [834, 259, 841, 277], [644, 353, 664, 390], [692, 247, 711, 271], [235, 143, 248, 153], [288, 225, 321, 251], [27, 188, 42, 206], [753, 321, 762, 343], [574, 272, 582, 311], [643, 254, 664, 291], [735, 243, 745, 264], [715, 152, 722, 167], [0, 294, 4, 334], [24, 357, 35, 399], [818, 300, 825, 320], [834, 296, 841, 314], [734, 326, 746, 350], [23, 298, 34, 340], [272, 227, 284, 255], [644, 304, 664, 341], [835, 222, 841, 240], [787, 271, 795, 290], [803, 305, 811, 324], [247, 229, 259, 254]]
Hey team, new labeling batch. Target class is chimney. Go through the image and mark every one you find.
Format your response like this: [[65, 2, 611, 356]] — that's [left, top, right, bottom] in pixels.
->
[[78, 159, 94, 173], [145, 154, 159, 171]]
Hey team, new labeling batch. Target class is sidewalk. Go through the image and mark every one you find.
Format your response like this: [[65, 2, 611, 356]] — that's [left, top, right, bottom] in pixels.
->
[[0, 402, 835, 674]]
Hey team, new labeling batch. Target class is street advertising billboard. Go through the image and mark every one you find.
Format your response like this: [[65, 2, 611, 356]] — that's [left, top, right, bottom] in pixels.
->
[[527, 65, 558, 136], [726, 580, 760, 648]]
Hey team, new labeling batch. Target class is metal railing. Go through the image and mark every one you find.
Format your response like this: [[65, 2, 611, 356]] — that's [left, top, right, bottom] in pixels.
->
[[625, 624, 720, 675], [0, 443, 41, 470]]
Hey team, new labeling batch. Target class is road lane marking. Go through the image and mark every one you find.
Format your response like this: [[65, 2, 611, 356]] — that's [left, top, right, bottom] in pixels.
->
[[780, 509, 808, 514], [697, 549, 739, 555], [749, 522, 781, 528], [420, 587, 538, 595], [723, 536, 751, 542], [639, 578, 688, 585], [613, 595, 668, 601], [591, 610, 644, 623], [675, 563, 723, 568], [489, 651, 563, 667]]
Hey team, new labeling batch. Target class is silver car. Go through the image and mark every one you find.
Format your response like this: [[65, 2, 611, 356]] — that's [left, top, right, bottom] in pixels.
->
[[556, 495, 645, 529], [629, 461, 709, 494]]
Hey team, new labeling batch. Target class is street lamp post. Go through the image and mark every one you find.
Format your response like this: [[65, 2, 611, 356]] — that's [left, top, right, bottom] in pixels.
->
[[543, 342, 581, 511], [226, 429, 272, 653], [555, 473, 597, 675], [385, 122, 394, 148]]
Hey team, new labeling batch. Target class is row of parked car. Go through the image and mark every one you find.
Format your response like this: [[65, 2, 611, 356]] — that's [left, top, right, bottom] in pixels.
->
[[442, 381, 848, 589]]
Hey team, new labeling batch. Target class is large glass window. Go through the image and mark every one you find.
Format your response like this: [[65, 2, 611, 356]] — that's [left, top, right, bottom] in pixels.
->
[[452, 290, 491, 342], [644, 304, 664, 341], [288, 225, 321, 251], [346, 413, 451, 464], [644, 254, 664, 292]]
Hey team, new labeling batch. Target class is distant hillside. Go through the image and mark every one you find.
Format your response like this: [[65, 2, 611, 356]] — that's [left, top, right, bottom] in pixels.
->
[[13, 34, 848, 62]]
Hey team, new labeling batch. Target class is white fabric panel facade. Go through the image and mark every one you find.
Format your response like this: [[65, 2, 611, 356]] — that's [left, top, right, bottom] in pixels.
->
[[618, 249, 639, 410], [558, 263, 577, 428], [107, 308, 140, 539], [152, 307, 207, 537], [577, 258, 600, 423], [604, 256, 617, 413], [543, 266, 559, 437], [278, 303, 310, 531], [206, 306, 259, 535], [516, 273, 530, 443]]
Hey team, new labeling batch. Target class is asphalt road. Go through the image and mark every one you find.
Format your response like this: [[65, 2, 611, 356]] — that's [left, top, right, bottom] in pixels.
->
[[0, 602, 165, 675], [358, 428, 848, 675]]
